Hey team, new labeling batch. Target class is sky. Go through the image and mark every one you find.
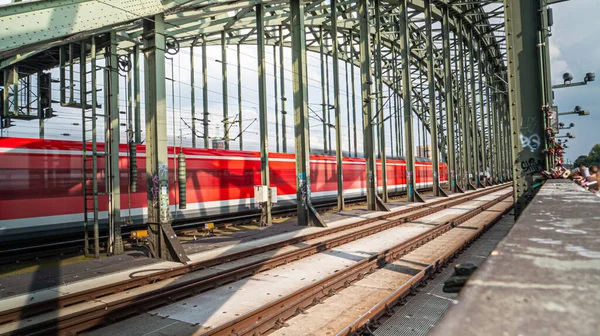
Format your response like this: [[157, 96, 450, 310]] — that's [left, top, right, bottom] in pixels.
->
[[0, 0, 597, 161], [549, 0, 600, 162]]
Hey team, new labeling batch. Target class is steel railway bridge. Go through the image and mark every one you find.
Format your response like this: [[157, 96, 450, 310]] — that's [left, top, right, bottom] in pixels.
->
[[0, 0, 556, 262]]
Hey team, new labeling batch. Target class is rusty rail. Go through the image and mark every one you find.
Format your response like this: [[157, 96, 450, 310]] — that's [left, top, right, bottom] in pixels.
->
[[336, 198, 514, 336], [200, 191, 513, 336], [0, 185, 509, 336]]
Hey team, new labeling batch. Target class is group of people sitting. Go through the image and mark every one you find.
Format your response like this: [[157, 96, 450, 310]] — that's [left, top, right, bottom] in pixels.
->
[[570, 165, 599, 193]]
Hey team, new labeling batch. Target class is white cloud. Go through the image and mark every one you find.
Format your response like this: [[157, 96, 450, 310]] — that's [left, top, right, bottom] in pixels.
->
[[549, 43, 570, 81]]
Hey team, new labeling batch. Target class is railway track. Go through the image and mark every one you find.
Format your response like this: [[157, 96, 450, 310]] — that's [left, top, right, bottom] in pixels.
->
[[0, 184, 509, 336], [0, 187, 436, 265]]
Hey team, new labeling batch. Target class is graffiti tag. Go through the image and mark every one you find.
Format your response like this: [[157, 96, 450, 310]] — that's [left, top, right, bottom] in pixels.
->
[[520, 133, 541, 153]]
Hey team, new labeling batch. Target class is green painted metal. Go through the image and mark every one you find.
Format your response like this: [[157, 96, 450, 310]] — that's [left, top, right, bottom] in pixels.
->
[[350, 32, 358, 158], [256, 3, 272, 226], [374, 0, 388, 203], [38, 71, 44, 138], [331, 0, 344, 211], [424, 0, 445, 197], [399, 0, 423, 203], [319, 26, 328, 154], [80, 38, 98, 258], [279, 25, 287, 153], [134, 44, 141, 144], [290, 0, 326, 227], [359, 0, 389, 211], [221, 31, 229, 149], [105, 32, 123, 255], [143, 14, 189, 263], [190, 46, 196, 148], [457, 22, 475, 190], [202, 35, 209, 148], [468, 29, 483, 188], [238, 44, 243, 150], [273, 44, 280, 153]]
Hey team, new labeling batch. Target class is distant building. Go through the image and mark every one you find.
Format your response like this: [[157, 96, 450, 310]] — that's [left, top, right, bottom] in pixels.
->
[[416, 145, 431, 159]]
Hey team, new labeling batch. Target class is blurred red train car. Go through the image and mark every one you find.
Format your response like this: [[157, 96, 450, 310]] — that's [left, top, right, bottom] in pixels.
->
[[0, 137, 447, 243]]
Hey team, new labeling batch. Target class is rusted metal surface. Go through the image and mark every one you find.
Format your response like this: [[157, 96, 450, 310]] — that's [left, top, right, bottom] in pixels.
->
[[429, 180, 600, 336], [0, 185, 509, 335], [200, 191, 512, 336], [338, 200, 514, 336]]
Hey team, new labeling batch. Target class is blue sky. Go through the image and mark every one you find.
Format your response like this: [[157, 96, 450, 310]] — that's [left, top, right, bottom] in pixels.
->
[[1, 0, 597, 161], [550, 0, 600, 162]]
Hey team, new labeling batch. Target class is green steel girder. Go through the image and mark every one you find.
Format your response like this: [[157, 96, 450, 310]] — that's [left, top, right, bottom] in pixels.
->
[[0, 0, 507, 174]]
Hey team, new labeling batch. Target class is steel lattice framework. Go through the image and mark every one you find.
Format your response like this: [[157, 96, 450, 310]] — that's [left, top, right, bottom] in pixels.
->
[[0, 0, 517, 261]]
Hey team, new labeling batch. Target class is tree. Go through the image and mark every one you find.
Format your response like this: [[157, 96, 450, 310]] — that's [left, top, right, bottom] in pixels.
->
[[574, 144, 600, 167]]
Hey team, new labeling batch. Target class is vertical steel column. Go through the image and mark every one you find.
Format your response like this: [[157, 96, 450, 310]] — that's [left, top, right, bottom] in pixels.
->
[[319, 26, 328, 154], [350, 32, 358, 158], [80, 43, 88, 255], [134, 45, 141, 144], [38, 71, 44, 138], [359, 0, 389, 211], [256, 3, 272, 226], [326, 56, 332, 154], [290, 0, 327, 227], [345, 60, 352, 155], [221, 32, 229, 148], [202, 36, 209, 148], [59, 46, 66, 105], [399, 0, 424, 202], [190, 46, 196, 148], [486, 74, 495, 183], [127, 52, 133, 135], [374, 0, 388, 202], [457, 23, 474, 190], [505, 0, 547, 216], [279, 26, 287, 153], [492, 85, 502, 182], [143, 16, 189, 263], [468, 30, 483, 188], [238, 44, 243, 150], [424, 0, 445, 197], [273, 45, 280, 153], [387, 69, 394, 159], [331, 0, 344, 211], [478, 43, 489, 185], [394, 46, 402, 158], [105, 32, 123, 255]]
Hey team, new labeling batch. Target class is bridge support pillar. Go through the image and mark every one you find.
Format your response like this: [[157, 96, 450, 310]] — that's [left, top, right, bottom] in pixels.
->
[[143, 15, 189, 263], [290, 0, 327, 227], [399, 0, 424, 203]]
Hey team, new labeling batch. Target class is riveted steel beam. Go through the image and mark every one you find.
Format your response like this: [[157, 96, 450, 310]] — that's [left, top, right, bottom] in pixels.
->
[[400, 0, 424, 203], [505, 0, 547, 217], [143, 14, 189, 263], [290, 0, 326, 227]]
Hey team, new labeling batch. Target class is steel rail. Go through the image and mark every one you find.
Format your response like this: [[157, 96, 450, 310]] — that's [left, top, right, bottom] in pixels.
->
[[0, 186, 436, 263], [336, 199, 514, 335], [0, 185, 508, 335], [200, 190, 512, 336]]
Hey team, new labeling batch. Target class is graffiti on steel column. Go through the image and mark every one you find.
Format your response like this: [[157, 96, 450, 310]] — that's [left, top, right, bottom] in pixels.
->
[[521, 158, 544, 175], [158, 163, 168, 179], [297, 172, 309, 210], [520, 133, 541, 152], [150, 175, 160, 207]]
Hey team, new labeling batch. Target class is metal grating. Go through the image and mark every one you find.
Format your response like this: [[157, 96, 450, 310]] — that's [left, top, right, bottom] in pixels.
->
[[374, 212, 516, 336]]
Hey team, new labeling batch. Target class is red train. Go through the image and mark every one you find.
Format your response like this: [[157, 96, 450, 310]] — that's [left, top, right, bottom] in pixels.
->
[[0, 137, 448, 243]]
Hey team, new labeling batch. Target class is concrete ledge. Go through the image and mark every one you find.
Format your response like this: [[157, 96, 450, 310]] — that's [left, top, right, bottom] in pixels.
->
[[430, 180, 600, 336]]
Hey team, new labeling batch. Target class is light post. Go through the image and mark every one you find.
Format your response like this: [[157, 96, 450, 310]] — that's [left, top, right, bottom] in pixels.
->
[[558, 106, 590, 116], [552, 72, 595, 89]]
